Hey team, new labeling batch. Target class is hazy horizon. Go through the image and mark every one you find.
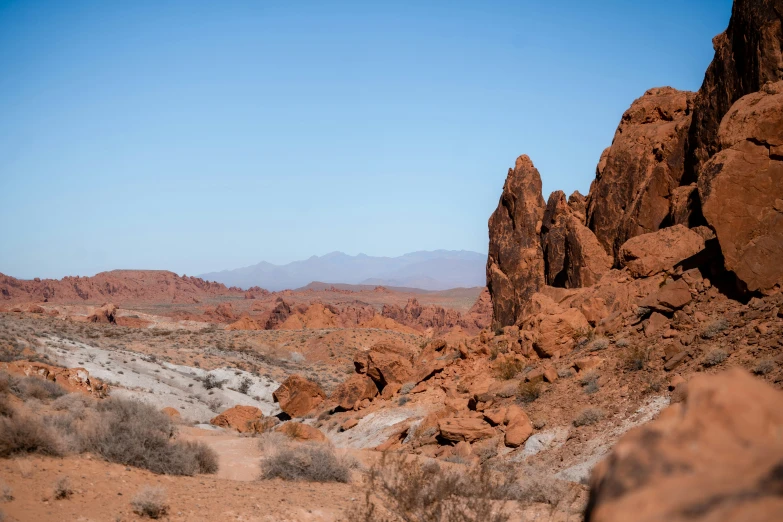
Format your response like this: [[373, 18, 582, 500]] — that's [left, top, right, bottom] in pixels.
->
[[0, 0, 732, 279]]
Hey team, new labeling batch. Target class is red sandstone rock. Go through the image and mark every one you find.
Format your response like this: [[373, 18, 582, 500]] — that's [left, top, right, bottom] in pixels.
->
[[330, 373, 378, 411], [86, 303, 118, 324], [276, 422, 327, 442], [209, 405, 268, 433], [2, 360, 109, 397], [619, 225, 705, 278], [438, 417, 496, 443], [272, 374, 326, 417]]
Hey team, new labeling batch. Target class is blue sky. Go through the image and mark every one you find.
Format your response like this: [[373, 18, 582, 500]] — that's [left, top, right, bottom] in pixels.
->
[[0, 0, 732, 279]]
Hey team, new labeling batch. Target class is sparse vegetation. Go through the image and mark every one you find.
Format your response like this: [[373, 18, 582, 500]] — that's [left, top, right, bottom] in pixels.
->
[[260, 444, 351, 483], [702, 349, 728, 368], [701, 319, 728, 339], [201, 373, 225, 390], [346, 453, 513, 522], [237, 376, 253, 394], [517, 381, 540, 403], [53, 476, 73, 499], [579, 371, 600, 395], [621, 345, 650, 371], [131, 486, 169, 519], [753, 360, 774, 375], [574, 408, 604, 427], [0, 412, 63, 457], [495, 358, 525, 380], [399, 382, 415, 395], [587, 337, 609, 352]]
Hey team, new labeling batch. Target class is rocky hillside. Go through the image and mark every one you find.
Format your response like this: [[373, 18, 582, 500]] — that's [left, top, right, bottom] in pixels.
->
[[0, 270, 250, 305], [487, 0, 783, 328]]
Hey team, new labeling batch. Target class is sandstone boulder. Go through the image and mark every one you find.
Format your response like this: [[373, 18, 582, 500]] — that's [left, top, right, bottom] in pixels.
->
[[618, 225, 705, 278], [210, 405, 269, 433], [438, 417, 496, 443], [639, 278, 692, 314], [330, 373, 378, 411], [699, 81, 783, 292], [586, 87, 695, 259], [276, 422, 327, 442], [487, 155, 546, 327], [524, 295, 590, 358], [504, 405, 533, 448], [86, 303, 118, 324], [585, 369, 783, 522], [355, 343, 414, 391], [2, 360, 109, 397], [272, 374, 326, 417]]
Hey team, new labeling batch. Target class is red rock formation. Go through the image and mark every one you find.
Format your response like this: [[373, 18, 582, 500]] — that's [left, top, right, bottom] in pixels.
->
[[487, 155, 547, 327], [698, 81, 783, 292], [272, 374, 326, 418], [585, 87, 695, 260], [585, 369, 783, 522], [209, 405, 269, 433]]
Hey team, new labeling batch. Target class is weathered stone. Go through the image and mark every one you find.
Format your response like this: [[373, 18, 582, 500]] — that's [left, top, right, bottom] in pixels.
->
[[273, 374, 326, 417], [619, 225, 705, 278]]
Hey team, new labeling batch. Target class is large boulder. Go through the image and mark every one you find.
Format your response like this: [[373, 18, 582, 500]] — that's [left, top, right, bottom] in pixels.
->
[[438, 417, 496, 443], [330, 373, 379, 411], [618, 225, 705, 278], [210, 405, 271, 433], [639, 278, 692, 314], [541, 191, 612, 288], [487, 155, 547, 327], [586, 87, 695, 260], [86, 303, 118, 324], [275, 422, 327, 442], [585, 369, 783, 522], [522, 294, 590, 358], [698, 81, 783, 292], [354, 343, 414, 391], [2, 360, 109, 397], [272, 374, 326, 417], [687, 0, 783, 176]]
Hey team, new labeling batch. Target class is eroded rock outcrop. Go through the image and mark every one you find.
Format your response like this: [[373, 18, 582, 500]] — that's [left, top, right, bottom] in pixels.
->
[[585, 369, 783, 521], [586, 87, 695, 259], [487, 155, 547, 327], [698, 81, 783, 291], [272, 374, 326, 418]]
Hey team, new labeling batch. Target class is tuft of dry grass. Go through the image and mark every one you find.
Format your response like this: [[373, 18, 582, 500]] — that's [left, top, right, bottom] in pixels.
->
[[517, 381, 541, 403], [573, 408, 604, 427], [702, 349, 728, 368], [131, 487, 169, 519], [0, 413, 63, 457], [494, 358, 525, 380], [621, 345, 650, 371], [53, 476, 73, 499]]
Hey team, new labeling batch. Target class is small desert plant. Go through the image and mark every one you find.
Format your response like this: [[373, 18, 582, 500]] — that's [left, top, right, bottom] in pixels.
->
[[201, 373, 225, 390], [494, 358, 525, 380], [237, 376, 253, 395], [131, 487, 169, 519], [399, 382, 416, 395], [701, 319, 728, 339], [573, 408, 604, 427], [753, 360, 775, 376], [587, 337, 609, 352], [0, 483, 13, 502], [517, 382, 540, 403], [702, 349, 728, 368], [556, 367, 573, 379], [53, 476, 73, 499], [513, 466, 569, 505], [0, 396, 13, 419], [11, 376, 66, 401], [259, 444, 351, 483], [398, 396, 410, 406], [615, 338, 630, 348], [572, 327, 595, 344], [621, 345, 650, 371]]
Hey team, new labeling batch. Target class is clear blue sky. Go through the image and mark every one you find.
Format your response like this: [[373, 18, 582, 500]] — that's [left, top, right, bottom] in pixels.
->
[[0, 0, 732, 279]]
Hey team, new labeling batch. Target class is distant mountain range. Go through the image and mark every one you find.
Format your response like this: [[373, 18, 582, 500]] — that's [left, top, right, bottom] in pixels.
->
[[199, 250, 487, 291]]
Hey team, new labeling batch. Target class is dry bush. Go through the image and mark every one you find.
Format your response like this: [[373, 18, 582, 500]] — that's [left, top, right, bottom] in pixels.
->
[[517, 382, 540, 403], [621, 345, 650, 371], [346, 454, 512, 522], [0, 396, 13, 419], [753, 360, 775, 375], [573, 408, 604, 427], [701, 319, 728, 339], [0, 413, 63, 457], [587, 337, 609, 352], [11, 376, 66, 401], [79, 398, 218, 476], [495, 358, 525, 380], [259, 443, 351, 483], [702, 349, 728, 368], [131, 486, 169, 519], [53, 476, 73, 499], [1, 483, 13, 502]]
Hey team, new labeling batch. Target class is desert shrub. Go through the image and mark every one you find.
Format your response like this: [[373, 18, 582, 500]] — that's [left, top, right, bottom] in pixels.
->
[[398, 396, 410, 406], [346, 454, 512, 522], [53, 476, 73, 499], [494, 358, 525, 380], [579, 371, 598, 387], [131, 487, 169, 519], [517, 382, 540, 403], [201, 373, 225, 390], [615, 338, 630, 348], [702, 349, 728, 368], [556, 367, 573, 379], [259, 444, 350, 483], [81, 398, 217, 475], [587, 337, 609, 352], [399, 382, 416, 395], [572, 327, 594, 344], [573, 408, 604, 427], [0, 373, 11, 395], [0, 396, 13, 419], [701, 319, 728, 339], [1, 482, 13, 502], [237, 376, 253, 395], [0, 413, 63, 457], [621, 345, 650, 371], [11, 376, 66, 401], [753, 360, 775, 376], [514, 467, 569, 505]]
